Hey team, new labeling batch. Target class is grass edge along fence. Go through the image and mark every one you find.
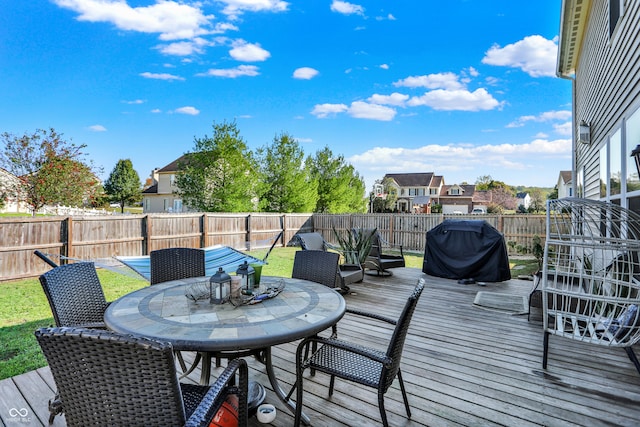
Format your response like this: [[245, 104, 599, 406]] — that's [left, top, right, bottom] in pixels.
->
[[0, 212, 545, 282]]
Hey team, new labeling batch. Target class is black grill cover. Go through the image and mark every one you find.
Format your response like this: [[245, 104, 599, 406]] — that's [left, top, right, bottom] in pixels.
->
[[423, 219, 511, 282]]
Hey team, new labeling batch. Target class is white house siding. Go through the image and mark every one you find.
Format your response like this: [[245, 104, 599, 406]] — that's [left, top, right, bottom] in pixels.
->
[[570, 1, 640, 209]]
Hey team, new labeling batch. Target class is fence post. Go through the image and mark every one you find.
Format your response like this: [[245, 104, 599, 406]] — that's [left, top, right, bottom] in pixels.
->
[[144, 215, 151, 254], [63, 216, 72, 264], [201, 214, 208, 248], [247, 214, 252, 250]]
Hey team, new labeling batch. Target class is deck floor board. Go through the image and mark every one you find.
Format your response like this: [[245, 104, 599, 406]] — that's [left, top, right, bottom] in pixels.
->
[[2, 267, 640, 426]]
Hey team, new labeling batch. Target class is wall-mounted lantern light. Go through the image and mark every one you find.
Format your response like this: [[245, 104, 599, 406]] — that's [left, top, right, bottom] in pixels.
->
[[578, 120, 591, 145]]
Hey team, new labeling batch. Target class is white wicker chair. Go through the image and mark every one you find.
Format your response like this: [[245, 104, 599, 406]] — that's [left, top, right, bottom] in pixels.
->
[[542, 198, 640, 375]]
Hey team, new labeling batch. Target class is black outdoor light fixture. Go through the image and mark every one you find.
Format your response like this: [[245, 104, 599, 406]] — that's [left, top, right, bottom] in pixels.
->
[[631, 144, 640, 178], [578, 120, 591, 145]]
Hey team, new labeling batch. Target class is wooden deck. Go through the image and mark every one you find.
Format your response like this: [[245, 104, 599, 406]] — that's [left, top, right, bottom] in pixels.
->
[[2, 267, 640, 426]]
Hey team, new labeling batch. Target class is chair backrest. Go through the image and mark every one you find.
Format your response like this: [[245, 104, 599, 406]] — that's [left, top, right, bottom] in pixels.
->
[[150, 247, 205, 285], [382, 278, 425, 391], [297, 233, 327, 251], [39, 262, 109, 327], [35, 327, 187, 426], [292, 250, 340, 288]]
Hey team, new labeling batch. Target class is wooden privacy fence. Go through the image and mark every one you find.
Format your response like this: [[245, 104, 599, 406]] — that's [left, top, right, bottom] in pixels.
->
[[0, 213, 544, 282], [0, 213, 313, 281], [313, 213, 546, 257]]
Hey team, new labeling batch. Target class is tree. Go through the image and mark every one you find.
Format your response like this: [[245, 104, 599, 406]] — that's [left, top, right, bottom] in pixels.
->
[[104, 159, 142, 213], [256, 132, 318, 213], [371, 177, 398, 212], [528, 188, 546, 213], [174, 121, 256, 212], [307, 147, 366, 213], [0, 128, 99, 215]]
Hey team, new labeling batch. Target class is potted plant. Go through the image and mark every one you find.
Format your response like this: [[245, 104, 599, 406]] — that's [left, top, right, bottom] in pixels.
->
[[332, 226, 376, 266]]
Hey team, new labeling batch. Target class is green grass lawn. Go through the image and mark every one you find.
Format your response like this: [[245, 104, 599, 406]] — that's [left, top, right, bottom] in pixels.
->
[[0, 247, 536, 380]]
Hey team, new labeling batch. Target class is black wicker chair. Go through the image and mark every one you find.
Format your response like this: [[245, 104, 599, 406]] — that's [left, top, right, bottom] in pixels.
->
[[150, 247, 205, 285], [356, 228, 405, 276], [297, 232, 364, 291], [35, 326, 248, 427], [39, 262, 110, 329], [292, 278, 425, 427], [292, 249, 341, 289]]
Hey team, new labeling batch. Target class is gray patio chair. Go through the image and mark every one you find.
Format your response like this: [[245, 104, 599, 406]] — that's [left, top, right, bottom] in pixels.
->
[[150, 247, 205, 285], [38, 261, 109, 329], [35, 326, 248, 427], [292, 278, 425, 427], [296, 232, 364, 291], [355, 228, 405, 276], [542, 198, 640, 375]]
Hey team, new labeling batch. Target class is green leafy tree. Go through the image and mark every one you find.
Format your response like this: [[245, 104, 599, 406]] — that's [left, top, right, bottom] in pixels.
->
[[307, 147, 366, 213], [0, 128, 99, 215], [256, 132, 318, 213], [104, 159, 142, 213], [528, 188, 546, 213], [371, 177, 398, 212], [175, 121, 256, 212]]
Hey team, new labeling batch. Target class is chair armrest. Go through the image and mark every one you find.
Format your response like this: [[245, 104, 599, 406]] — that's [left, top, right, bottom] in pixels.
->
[[300, 336, 393, 368], [345, 308, 397, 326], [185, 358, 248, 427], [377, 235, 404, 256]]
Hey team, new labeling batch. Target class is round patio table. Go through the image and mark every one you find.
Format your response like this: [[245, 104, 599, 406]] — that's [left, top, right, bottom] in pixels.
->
[[104, 276, 346, 424]]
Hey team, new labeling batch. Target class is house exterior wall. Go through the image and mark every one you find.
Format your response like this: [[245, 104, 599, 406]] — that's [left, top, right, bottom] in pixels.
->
[[567, 1, 640, 211], [143, 172, 188, 213]]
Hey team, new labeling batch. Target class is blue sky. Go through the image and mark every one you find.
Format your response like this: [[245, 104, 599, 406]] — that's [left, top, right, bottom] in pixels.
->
[[1, 0, 571, 192]]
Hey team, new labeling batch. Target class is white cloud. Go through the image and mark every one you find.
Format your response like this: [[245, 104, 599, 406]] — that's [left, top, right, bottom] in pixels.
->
[[123, 99, 145, 104], [506, 109, 572, 127], [379, 64, 389, 70], [330, 0, 364, 16], [229, 40, 271, 62], [151, 109, 162, 113], [348, 101, 396, 121], [293, 67, 319, 79], [174, 106, 200, 115], [482, 35, 558, 77], [311, 101, 396, 121], [88, 124, 106, 132], [367, 92, 408, 106], [554, 121, 572, 136], [295, 137, 313, 143], [139, 72, 185, 81], [157, 38, 209, 56], [407, 88, 502, 111], [311, 103, 349, 118], [393, 72, 464, 90], [197, 65, 260, 78], [219, 0, 289, 17], [53, 0, 213, 41]]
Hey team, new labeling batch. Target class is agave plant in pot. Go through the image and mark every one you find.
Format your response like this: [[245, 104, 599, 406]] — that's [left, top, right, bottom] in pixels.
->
[[332, 226, 377, 266]]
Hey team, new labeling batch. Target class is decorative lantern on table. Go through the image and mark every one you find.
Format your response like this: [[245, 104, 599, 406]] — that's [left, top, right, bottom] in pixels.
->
[[236, 261, 255, 294], [209, 267, 231, 304]]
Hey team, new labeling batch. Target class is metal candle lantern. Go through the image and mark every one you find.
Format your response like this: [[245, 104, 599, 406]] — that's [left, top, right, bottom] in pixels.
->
[[209, 267, 231, 304], [236, 261, 255, 294]]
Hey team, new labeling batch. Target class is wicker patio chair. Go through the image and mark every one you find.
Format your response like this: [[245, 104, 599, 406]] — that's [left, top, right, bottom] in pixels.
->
[[292, 249, 341, 289], [542, 198, 640, 375], [35, 326, 248, 427], [150, 247, 205, 285], [292, 278, 425, 427], [39, 262, 109, 329], [296, 232, 364, 291], [355, 228, 405, 276]]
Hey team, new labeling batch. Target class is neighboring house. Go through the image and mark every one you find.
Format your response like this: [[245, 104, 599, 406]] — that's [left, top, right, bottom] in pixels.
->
[[0, 167, 28, 213], [142, 156, 188, 213], [438, 184, 476, 214], [516, 192, 531, 210], [557, 1, 640, 211], [383, 173, 444, 213], [557, 170, 573, 198]]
